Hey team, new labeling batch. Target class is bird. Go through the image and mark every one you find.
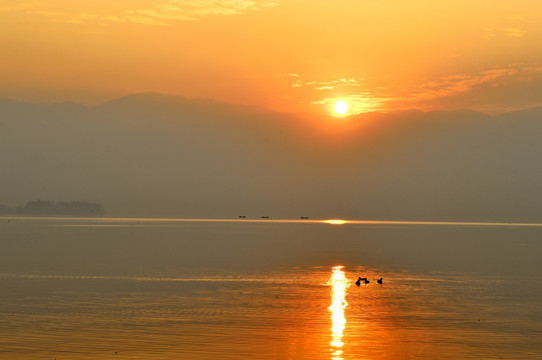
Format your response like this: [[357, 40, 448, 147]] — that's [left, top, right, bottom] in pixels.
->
[[360, 277, 369, 284], [377, 278, 383, 284], [355, 277, 361, 286]]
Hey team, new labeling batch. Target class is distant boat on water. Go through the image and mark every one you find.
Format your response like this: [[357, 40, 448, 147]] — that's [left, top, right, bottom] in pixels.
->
[[300, 216, 309, 219], [239, 215, 246, 219], [261, 216, 269, 219]]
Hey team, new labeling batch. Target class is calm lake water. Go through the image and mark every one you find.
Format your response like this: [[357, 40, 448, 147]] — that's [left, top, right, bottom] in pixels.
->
[[1, 217, 542, 359]]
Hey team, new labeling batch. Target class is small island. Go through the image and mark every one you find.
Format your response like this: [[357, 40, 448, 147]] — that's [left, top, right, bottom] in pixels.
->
[[0, 200, 105, 217]]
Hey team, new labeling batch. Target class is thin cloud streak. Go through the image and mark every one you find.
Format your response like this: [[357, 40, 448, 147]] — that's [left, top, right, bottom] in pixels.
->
[[394, 64, 542, 109], [109, 0, 281, 25], [290, 74, 362, 90], [119, 0, 281, 25], [413, 68, 521, 101], [11, 0, 281, 25], [484, 27, 528, 39]]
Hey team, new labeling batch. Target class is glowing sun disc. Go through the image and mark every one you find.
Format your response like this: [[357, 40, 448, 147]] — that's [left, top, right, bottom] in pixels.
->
[[334, 100, 348, 115]]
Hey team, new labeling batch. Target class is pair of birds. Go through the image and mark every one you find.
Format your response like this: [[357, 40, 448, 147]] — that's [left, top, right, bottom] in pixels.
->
[[355, 277, 383, 286]]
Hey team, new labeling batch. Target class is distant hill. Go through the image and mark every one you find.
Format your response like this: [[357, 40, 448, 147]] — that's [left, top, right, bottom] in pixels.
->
[[1, 92, 542, 221]]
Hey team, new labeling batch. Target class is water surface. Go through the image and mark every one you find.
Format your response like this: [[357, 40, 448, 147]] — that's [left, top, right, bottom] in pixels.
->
[[1, 217, 541, 359]]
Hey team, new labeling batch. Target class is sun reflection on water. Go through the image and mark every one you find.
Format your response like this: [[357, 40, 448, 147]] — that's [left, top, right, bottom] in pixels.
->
[[323, 219, 348, 225], [327, 266, 350, 360]]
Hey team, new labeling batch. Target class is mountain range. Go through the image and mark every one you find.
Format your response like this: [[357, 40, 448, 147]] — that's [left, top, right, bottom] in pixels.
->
[[2, 92, 542, 221]]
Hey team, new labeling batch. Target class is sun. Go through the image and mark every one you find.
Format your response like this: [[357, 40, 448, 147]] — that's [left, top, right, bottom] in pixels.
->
[[334, 100, 348, 115]]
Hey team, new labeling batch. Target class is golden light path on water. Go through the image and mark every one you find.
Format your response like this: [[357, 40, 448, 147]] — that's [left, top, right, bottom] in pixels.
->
[[327, 266, 350, 360], [5, 216, 542, 228]]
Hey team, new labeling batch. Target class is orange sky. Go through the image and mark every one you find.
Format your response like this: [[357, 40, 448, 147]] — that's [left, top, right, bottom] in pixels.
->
[[1, 0, 542, 114]]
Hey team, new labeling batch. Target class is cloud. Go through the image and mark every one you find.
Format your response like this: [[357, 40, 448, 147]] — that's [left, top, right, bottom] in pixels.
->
[[102, 14, 126, 23], [387, 64, 542, 113], [412, 67, 521, 102], [289, 74, 391, 114], [305, 65, 542, 114], [33, 11, 66, 17], [10, 0, 281, 26], [0, 3, 39, 12], [290, 74, 362, 91], [502, 27, 527, 37], [312, 94, 391, 114], [484, 27, 527, 39], [31, 11, 100, 24], [108, 0, 281, 25], [124, 14, 169, 26]]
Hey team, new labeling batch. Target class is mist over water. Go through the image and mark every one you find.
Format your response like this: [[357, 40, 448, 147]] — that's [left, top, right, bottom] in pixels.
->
[[3, 95, 542, 223], [1, 217, 542, 359]]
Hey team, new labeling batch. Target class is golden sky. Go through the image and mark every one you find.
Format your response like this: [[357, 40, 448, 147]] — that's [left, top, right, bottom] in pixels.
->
[[1, 0, 542, 114]]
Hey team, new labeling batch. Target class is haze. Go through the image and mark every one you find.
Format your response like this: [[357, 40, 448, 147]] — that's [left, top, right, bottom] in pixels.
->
[[2, 93, 542, 221]]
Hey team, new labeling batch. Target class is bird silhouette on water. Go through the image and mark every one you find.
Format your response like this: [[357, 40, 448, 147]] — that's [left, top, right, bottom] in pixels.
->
[[355, 277, 383, 286]]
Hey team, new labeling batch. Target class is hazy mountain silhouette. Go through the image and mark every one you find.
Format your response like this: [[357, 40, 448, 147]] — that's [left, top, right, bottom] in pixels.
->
[[2, 92, 542, 221]]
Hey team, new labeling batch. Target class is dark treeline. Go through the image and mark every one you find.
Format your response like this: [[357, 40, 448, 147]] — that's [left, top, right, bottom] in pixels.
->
[[0, 200, 105, 216]]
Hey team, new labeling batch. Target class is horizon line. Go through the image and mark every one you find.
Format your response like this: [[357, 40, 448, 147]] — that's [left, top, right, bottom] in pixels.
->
[[2, 216, 542, 228]]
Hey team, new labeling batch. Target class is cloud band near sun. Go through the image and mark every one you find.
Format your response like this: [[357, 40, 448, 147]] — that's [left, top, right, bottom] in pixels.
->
[[291, 63, 542, 115]]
